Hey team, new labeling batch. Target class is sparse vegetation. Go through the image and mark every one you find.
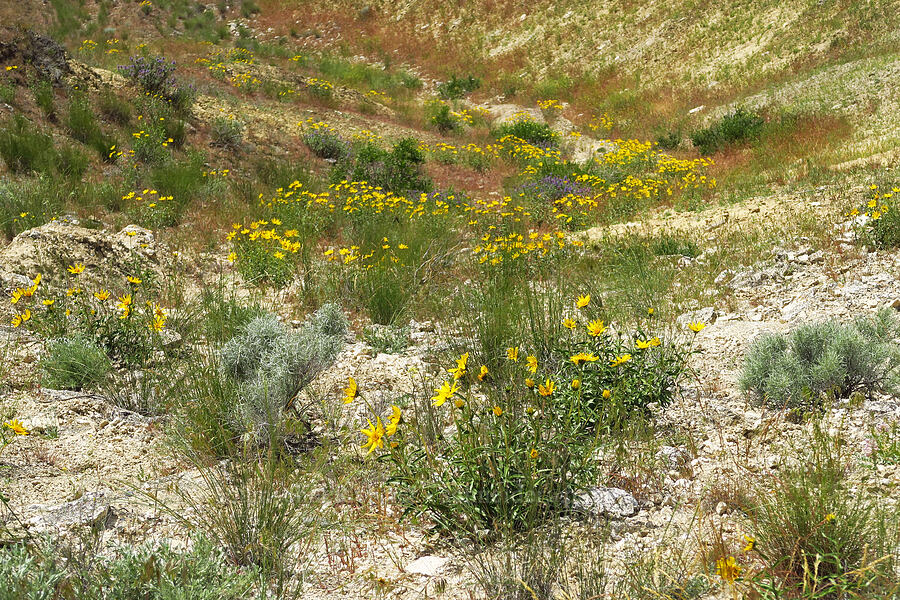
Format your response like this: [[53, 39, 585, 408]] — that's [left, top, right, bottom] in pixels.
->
[[0, 1, 898, 597]]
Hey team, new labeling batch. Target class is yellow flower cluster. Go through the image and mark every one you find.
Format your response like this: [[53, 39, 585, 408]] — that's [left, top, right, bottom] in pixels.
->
[[472, 230, 582, 265], [306, 77, 334, 93], [227, 219, 305, 260], [849, 183, 899, 222], [537, 99, 564, 111], [588, 113, 614, 133], [323, 237, 410, 268]]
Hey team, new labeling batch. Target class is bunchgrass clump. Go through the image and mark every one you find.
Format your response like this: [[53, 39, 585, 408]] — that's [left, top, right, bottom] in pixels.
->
[[40, 335, 111, 391], [0, 115, 57, 175], [495, 116, 557, 147], [436, 74, 481, 100], [740, 309, 900, 410], [746, 423, 899, 596], [0, 177, 65, 238]]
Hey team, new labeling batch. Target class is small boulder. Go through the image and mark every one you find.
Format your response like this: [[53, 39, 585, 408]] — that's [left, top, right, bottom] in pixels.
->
[[571, 486, 639, 519]]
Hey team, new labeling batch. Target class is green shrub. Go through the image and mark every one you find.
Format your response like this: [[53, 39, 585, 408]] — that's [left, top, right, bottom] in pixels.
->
[[427, 102, 460, 134], [220, 304, 348, 441], [302, 127, 349, 160], [655, 129, 681, 150], [363, 324, 411, 354], [740, 309, 900, 409], [690, 108, 764, 155], [382, 298, 689, 535], [332, 137, 432, 193], [436, 74, 481, 100], [41, 335, 111, 391], [854, 183, 900, 248], [0, 537, 255, 600], [211, 116, 244, 150], [495, 117, 557, 147]]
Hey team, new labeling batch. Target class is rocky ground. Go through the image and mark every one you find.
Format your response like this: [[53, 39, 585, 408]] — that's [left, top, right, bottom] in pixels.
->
[[2, 197, 899, 598]]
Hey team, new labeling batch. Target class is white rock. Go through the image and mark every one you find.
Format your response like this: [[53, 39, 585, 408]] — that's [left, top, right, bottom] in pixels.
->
[[405, 555, 448, 576], [572, 487, 638, 519]]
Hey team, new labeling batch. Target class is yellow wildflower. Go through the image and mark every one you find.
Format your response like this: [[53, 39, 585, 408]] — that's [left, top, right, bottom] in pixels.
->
[[343, 376, 358, 404], [538, 379, 555, 397], [492, 406, 503, 416], [506, 346, 519, 362], [715, 556, 741, 584], [449, 352, 469, 379], [360, 418, 385, 455], [562, 317, 577, 330], [477, 365, 489, 381], [3, 419, 28, 436], [385, 405, 401, 436], [587, 319, 606, 337], [611, 354, 632, 367], [688, 321, 706, 333], [576, 294, 590, 308], [67, 263, 86, 275], [431, 380, 459, 407], [570, 352, 599, 366]]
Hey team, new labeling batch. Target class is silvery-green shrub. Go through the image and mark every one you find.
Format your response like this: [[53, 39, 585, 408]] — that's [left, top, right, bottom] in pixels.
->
[[741, 309, 900, 409], [220, 303, 348, 439]]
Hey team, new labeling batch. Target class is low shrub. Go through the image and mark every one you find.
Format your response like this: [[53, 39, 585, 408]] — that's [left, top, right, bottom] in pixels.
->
[[495, 117, 557, 147], [853, 183, 900, 248], [332, 137, 431, 193], [210, 116, 244, 150], [0, 536, 255, 599], [436, 74, 481, 100], [740, 309, 900, 409], [378, 296, 691, 535], [220, 304, 348, 441], [655, 129, 681, 150], [426, 102, 460, 134], [41, 335, 111, 390], [690, 108, 764, 155], [302, 126, 349, 160], [118, 55, 195, 112]]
